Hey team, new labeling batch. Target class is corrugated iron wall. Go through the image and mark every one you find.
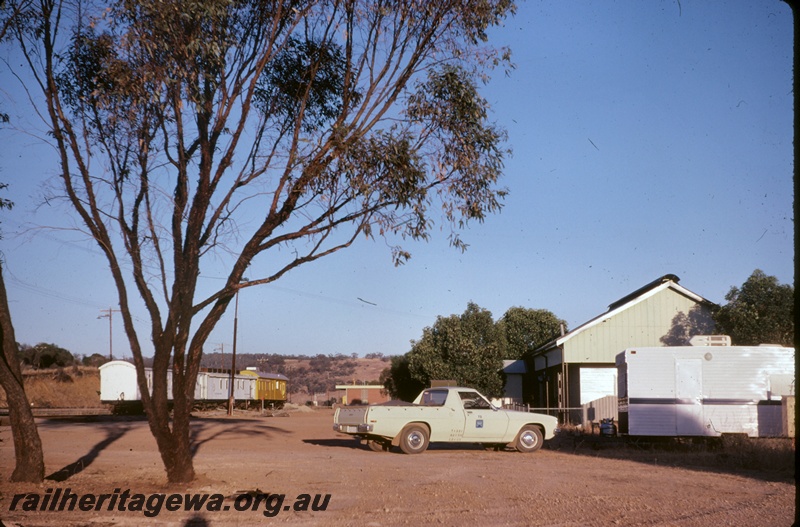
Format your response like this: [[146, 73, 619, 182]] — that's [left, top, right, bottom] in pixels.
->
[[581, 395, 618, 429]]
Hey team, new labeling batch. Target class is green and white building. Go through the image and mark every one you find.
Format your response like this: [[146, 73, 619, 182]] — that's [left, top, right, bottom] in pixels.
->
[[526, 274, 716, 423]]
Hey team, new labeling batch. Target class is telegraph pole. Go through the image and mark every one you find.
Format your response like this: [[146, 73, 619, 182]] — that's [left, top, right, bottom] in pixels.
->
[[97, 307, 121, 360], [215, 343, 225, 369], [228, 278, 248, 415]]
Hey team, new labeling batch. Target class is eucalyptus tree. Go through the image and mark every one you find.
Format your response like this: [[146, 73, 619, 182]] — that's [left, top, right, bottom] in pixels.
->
[[3, 0, 514, 482], [1, 3, 44, 482], [714, 270, 794, 347], [0, 183, 45, 482]]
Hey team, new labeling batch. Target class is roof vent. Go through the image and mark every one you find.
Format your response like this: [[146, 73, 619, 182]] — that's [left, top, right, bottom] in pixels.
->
[[689, 335, 731, 347]]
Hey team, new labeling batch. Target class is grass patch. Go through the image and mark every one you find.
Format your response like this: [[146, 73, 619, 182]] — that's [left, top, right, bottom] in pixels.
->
[[550, 428, 794, 480], [0, 366, 103, 408]]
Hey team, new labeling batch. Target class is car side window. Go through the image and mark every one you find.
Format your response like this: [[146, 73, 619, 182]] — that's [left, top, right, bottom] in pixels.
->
[[421, 389, 448, 406], [458, 391, 491, 409]]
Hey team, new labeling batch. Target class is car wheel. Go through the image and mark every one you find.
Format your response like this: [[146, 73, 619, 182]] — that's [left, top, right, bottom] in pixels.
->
[[399, 424, 429, 454], [367, 439, 388, 452], [515, 425, 543, 453]]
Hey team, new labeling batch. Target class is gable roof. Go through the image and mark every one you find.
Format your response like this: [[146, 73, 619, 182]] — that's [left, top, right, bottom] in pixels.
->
[[533, 274, 714, 353]]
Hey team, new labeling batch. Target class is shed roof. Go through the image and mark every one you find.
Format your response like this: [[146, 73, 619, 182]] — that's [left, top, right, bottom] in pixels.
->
[[503, 360, 527, 374], [533, 274, 714, 354]]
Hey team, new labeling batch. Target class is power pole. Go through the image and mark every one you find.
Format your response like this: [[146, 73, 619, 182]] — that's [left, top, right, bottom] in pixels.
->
[[228, 278, 248, 415], [97, 307, 121, 360], [215, 343, 225, 369]]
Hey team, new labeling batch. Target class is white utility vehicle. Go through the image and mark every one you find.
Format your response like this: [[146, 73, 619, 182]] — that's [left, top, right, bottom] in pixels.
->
[[333, 386, 558, 454]]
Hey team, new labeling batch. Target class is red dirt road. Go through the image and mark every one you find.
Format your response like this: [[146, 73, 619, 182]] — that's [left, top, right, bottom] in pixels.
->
[[0, 407, 795, 526]]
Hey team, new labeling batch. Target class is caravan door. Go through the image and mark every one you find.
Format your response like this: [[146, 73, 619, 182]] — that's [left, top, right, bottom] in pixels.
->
[[675, 358, 706, 435]]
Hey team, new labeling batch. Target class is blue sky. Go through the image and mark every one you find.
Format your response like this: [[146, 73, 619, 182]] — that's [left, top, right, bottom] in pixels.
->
[[1, 0, 793, 360]]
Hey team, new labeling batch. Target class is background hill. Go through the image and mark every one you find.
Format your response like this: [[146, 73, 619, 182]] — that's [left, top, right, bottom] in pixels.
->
[[200, 352, 391, 404], [0, 355, 393, 408]]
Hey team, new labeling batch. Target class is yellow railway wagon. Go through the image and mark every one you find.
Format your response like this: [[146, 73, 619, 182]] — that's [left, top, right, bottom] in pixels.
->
[[240, 368, 288, 407]]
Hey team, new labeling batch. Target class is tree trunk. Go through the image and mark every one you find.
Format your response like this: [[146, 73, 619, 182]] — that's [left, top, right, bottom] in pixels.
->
[[0, 371, 45, 482], [150, 425, 195, 484], [0, 264, 45, 483], [151, 402, 195, 484], [142, 359, 196, 483]]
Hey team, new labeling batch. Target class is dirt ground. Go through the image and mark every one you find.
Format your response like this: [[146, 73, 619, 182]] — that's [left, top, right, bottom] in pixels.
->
[[0, 407, 795, 526]]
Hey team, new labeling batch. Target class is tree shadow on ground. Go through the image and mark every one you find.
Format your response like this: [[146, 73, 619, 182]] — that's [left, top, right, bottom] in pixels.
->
[[183, 514, 210, 526], [40, 415, 293, 479], [45, 421, 134, 482], [189, 417, 292, 457]]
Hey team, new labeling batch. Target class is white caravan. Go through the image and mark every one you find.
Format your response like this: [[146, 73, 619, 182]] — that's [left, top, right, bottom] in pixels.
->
[[616, 344, 794, 437]]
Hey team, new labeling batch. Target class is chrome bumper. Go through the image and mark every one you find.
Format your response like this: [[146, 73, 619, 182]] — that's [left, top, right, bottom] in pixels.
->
[[333, 423, 374, 433]]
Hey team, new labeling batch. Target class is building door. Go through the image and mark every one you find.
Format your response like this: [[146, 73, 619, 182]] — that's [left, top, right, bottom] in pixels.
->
[[675, 358, 705, 435]]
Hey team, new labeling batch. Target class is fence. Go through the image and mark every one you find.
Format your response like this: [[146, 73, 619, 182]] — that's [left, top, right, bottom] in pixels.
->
[[503, 403, 582, 425], [580, 395, 618, 430], [505, 395, 619, 429]]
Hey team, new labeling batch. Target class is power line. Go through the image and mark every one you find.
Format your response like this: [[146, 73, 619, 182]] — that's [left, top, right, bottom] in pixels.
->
[[199, 274, 432, 321], [4, 266, 105, 309], [3, 266, 148, 325]]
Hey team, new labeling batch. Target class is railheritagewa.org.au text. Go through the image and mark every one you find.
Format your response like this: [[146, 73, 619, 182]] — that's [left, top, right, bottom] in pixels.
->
[[9, 487, 331, 518]]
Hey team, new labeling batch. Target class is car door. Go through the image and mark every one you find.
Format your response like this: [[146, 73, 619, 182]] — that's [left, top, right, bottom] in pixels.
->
[[459, 391, 510, 441]]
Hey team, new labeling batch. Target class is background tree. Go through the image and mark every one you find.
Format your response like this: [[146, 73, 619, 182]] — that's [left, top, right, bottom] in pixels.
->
[[4, 0, 514, 482], [19, 342, 76, 369], [497, 306, 565, 359], [713, 269, 794, 346], [0, 183, 45, 482], [82, 352, 109, 367], [381, 354, 426, 402], [405, 302, 505, 398]]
